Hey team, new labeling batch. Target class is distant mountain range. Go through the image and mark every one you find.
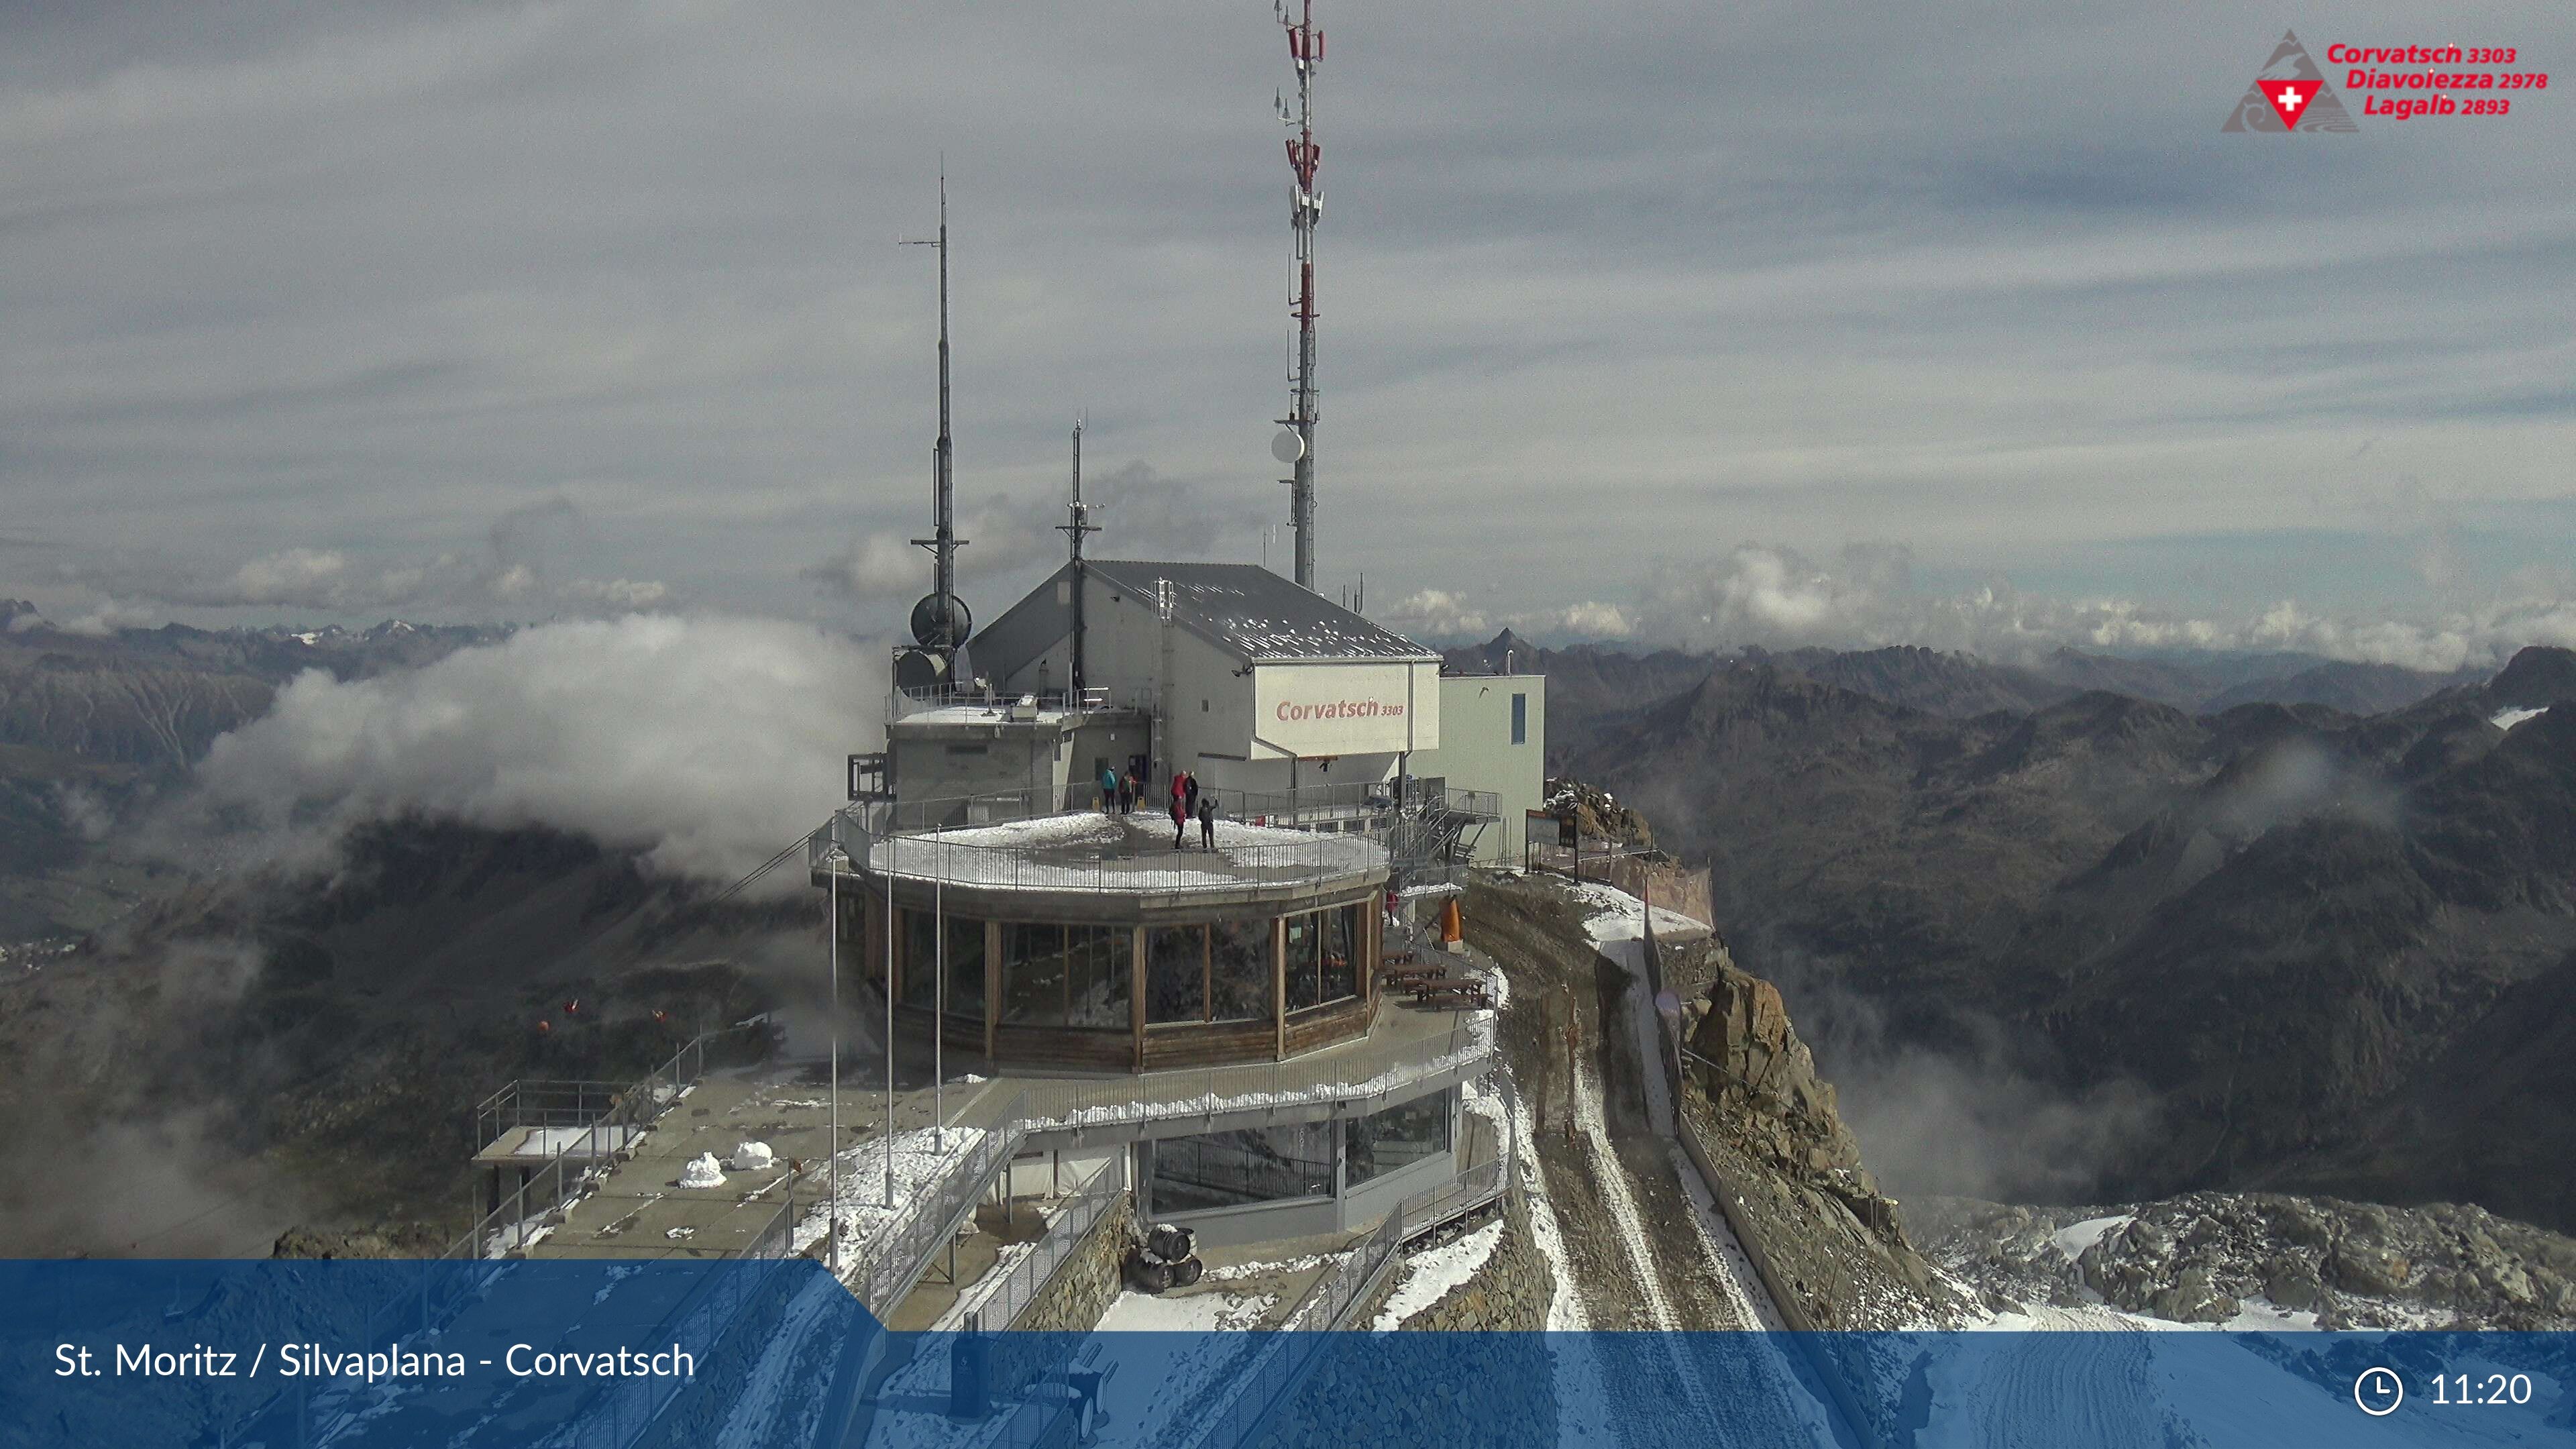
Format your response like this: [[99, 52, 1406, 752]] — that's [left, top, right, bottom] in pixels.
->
[[1442, 630, 2487, 753], [1449, 627, 2576, 1232], [0, 610, 507, 938], [6, 617, 2571, 1248]]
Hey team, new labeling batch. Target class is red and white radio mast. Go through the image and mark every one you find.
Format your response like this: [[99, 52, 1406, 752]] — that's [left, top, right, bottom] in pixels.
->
[[1275, 0, 1324, 592]]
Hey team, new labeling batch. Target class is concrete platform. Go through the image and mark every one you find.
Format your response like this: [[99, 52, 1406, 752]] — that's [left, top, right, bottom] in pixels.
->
[[525, 1073, 994, 1261]]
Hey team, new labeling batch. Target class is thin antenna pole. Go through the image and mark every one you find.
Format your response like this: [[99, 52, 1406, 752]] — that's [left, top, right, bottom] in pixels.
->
[[932, 824, 945, 1154], [828, 859, 841, 1275], [883, 836, 896, 1208], [904, 172, 966, 646], [1277, 0, 1324, 592], [1057, 417, 1099, 700]]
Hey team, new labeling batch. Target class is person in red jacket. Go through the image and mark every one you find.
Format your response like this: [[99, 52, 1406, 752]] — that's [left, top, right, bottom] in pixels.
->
[[1169, 769, 1191, 849]]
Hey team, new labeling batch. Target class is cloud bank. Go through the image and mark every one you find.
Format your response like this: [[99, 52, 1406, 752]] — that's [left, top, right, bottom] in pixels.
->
[[1627, 543, 2576, 673], [194, 614, 881, 885]]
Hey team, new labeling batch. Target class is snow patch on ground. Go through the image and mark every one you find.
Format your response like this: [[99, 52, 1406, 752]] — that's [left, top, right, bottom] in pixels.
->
[[1558, 878, 1707, 948], [2050, 1214, 2133, 1263], [791, 1124, 993, 1267], [1503, 1071, 1584, 1333], [2493, 706, 2547, 731], [1371, 1220, 1503, 1329], [1096, 1287, 1277, 1332], [727, 1140, 775, 1171], [678, 1153, 726, 1189], [519, 1125, 642, 1157], [1203, 1252, 1335, 1283], [1026, 1020, 1493, 1132]]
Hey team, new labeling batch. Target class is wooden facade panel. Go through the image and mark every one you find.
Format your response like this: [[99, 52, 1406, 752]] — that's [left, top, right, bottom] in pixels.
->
[[1140, 1019, 1280, 1070], [991, 1024, 1133, 1071], [1282, 996, 1372, 1057]]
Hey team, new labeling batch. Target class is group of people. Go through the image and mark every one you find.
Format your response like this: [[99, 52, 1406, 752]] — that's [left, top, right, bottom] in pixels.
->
[[1095, 761, 1219, 849]]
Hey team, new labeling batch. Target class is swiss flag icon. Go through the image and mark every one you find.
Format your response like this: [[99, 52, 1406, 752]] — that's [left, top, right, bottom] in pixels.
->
[[2263, 79, 2322, 129]]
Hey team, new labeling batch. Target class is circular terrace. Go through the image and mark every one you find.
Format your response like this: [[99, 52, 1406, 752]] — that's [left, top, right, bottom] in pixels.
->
[[824, 812, 1392, 1073]]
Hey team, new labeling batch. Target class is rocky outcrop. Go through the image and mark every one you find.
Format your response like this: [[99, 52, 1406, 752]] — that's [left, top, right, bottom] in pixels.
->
[[1399, 1193, 1555, 1332], [1918, 1191, 2576, 1330], [1672, 938, 1955, 1329], [1543, 777, 1656, 852], [1682, 951, 1875, 1202]]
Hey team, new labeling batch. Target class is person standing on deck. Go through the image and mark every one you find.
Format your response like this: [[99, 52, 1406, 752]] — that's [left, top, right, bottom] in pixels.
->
[[1197, 794, 1218, 851], [1169, 769, 1191, 849], [1183, 771, 1201, 824], [1099, 763, 1118, 814]]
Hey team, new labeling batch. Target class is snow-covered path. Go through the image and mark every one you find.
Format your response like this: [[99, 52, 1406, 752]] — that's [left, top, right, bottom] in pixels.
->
[[1489, 883, 1841, 1446]]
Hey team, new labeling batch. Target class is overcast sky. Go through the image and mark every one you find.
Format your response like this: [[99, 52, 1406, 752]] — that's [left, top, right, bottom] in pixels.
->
[[5, 1, 2572, 666]]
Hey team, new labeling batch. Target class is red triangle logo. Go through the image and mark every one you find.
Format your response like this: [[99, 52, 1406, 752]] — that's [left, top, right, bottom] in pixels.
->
[[2264, 79, 2322, 130]]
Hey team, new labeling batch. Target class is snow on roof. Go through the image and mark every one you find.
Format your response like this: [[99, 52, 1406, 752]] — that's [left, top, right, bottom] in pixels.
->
[[864, 812, 1386, 894], [1085, 560, 1438, 663]]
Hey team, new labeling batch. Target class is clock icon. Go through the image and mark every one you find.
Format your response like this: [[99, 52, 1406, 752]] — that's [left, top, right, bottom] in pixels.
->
[[2355, 1366, 2404, 1417]]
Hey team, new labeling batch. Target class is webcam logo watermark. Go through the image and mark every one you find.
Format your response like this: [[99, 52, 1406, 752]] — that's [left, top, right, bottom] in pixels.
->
[[2222, 30, 2360, 132]]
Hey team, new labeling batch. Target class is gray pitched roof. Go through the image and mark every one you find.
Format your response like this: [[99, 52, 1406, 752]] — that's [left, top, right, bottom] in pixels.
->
[[1085, 560, 1438, 663]]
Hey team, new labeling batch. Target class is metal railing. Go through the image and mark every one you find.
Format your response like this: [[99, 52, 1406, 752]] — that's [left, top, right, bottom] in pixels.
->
[[848, 1012, 1497, 1326], [476, 1079, 629, 1149], [960, 1170, 1124, 1332], [812, 816, 1388, 899], [1017, 1015, 1491, 1132], [358, 1031, 735, 1360], [890, 681, 1138, 717], [814, 782, 1501, 867], [853, 1093, 1032, 1319], [1180, 1070, 1519, 1449], [476, 1034, 716, 1258]]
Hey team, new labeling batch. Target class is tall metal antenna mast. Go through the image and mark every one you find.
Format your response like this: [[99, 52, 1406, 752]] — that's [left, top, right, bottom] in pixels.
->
[[1276, 0, 1323, 592], [1057, 417, 1099, 697], [903, 172, 968, 651]]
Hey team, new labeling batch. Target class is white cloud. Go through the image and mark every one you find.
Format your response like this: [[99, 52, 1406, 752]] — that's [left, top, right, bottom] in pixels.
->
[[1631, 543, 2576, 673], [1544, 601, 1632, 639], [1379, 589, 1629, 643], [60, 511, 674, 620], [1383, 588, 1487, 638], [803, 493, 1064, 606], [193, 614, 883, 886], [561, 577, 670, 609]]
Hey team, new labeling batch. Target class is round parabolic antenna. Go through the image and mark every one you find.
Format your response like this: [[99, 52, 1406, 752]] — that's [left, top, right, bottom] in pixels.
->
[[908, 591, 973, 647], [891, 646, 951, 694], [1271, 428, 1305, 465]]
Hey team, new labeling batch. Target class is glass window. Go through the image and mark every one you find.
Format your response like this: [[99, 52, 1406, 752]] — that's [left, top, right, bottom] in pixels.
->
[[1146, 926, 1208, 1024], [1002, 922, 1128, 1028], [904, 910, 987, 1017], [1001, 922, 1065, 1026], [1322, 904, 1359, 1004], [1284, 914, 1322, 1012], [1064, 926, 1130, 1029], [1149, 1123, 1336, 1212], [1209, 917, 1272, 1023], [1344, 1090, 1452, 1187], [1511, 692, 1527, 745]]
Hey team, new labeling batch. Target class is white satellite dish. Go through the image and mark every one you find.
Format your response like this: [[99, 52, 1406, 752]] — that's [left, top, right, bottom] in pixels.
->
[[1271, 429, 1305, 465]]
